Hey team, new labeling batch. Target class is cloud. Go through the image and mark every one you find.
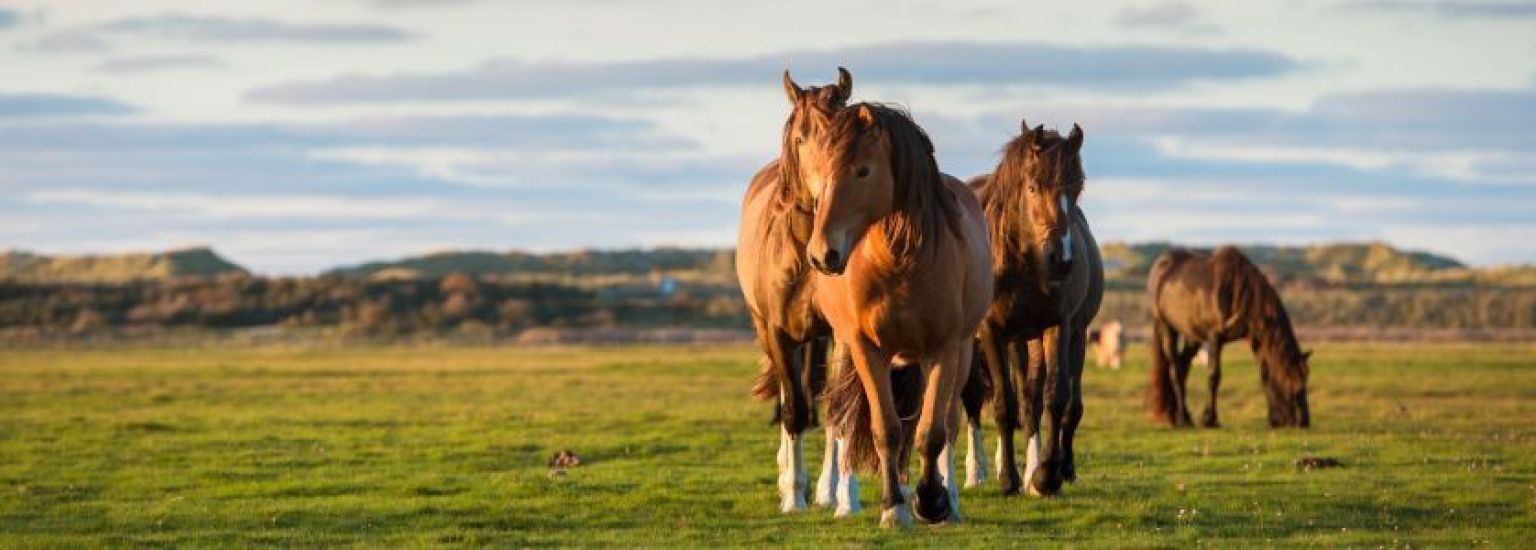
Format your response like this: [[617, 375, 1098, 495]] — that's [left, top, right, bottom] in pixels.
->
[[93, 54, 226, 73], [0, 9, 20, 29], [1113, 2, 1221, 34], [1346, 1, 1536, 18], [246, 41, 1302, 103], [31, 13, 415, 52], [96, 14, 415, 42], [27, 190, 444, 220], [0, 93, 136, 117]]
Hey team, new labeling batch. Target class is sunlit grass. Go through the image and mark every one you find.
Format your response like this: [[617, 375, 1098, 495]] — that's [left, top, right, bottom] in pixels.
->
[[1, 342, 1533, 545]]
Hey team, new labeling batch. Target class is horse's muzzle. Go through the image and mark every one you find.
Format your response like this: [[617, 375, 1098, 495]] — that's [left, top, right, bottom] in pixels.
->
[[809, 248, 846, 275]]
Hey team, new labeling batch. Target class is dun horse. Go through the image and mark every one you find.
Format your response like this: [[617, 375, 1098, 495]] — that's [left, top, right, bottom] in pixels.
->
[[1144, 246, 1312, 428], [964, 121, 1104, 497], [738, 68, 852, 513], [807, 103, 992, 526]]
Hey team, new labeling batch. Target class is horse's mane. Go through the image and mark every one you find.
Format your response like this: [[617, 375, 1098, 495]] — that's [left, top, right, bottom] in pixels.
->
[[979, 127, 1086, 270], [825, 102, 959, 261], [1212, 246, 1308, 392]]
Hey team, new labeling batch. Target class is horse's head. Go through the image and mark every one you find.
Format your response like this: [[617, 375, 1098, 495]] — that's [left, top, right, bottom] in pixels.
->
[[998, 120, 1084, 282], [1269, 349, 1313, 428], [803, 104, 897, 275], [781, 68, 853, 211]]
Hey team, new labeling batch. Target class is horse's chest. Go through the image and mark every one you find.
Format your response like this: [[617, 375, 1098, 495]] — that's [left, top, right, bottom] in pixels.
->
[[992, 280, 1064, 334]]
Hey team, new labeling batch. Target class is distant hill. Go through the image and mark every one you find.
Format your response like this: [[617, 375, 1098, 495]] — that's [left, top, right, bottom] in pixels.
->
[[0, 247, 247, 283], [1094, 241, 1528, 286], [324, 248, 735, 281]]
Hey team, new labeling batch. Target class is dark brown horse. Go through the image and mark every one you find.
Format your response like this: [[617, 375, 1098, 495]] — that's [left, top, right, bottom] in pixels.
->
[[1144, 246, 1312, 428], [738, 68, 851, 512], [965, 121, 1104, 497], [809, 103, 992, 527]]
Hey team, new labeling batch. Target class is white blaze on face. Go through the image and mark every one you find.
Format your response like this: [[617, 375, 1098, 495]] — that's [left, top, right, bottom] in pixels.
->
[[1058, 195, 1074, 263]]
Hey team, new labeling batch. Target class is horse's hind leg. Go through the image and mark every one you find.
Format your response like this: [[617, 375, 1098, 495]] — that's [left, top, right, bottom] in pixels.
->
[[979, 327, 1021, 494], [959, 344, 989, 489], [1200, 341, 1223, 428], [813, 340, 839, 508], [1062, 323, 1088, 483]]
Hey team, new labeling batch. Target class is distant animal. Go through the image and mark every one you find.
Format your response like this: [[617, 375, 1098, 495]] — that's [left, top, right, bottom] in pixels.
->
[[963, 120, 1104, 497], [738, 67, 852, 513], [1145, 246, 1312, 428], [809, 103, 993, 527], [1090, 320, 1125, 369]]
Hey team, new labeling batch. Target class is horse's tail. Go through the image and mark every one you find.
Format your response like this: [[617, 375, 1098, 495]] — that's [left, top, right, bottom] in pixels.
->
[[749, 353, 785, 426], [826, 357, 924, 472]]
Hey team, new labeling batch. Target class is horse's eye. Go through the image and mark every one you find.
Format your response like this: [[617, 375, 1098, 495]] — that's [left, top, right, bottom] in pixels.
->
[[855, 166, 870, 179], [794, 136, 804, 146]]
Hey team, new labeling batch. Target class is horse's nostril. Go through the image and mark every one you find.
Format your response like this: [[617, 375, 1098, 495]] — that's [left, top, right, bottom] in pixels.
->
[[824, 249, 841, 270]]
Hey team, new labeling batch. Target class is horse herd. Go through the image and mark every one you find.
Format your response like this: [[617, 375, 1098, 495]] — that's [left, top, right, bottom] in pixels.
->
[[735, 68, 1313, 528]]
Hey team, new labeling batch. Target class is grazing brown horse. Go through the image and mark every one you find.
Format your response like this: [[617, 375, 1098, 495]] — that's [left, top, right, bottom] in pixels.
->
[[965, 121, 1104, 497], [738, 68, 852, 513], [809, 103, 992, 527], [1145, 246, 1312, 428]]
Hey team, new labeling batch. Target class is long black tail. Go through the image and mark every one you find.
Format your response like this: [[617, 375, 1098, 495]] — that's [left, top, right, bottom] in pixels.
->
[[825, 354, 923, 472]]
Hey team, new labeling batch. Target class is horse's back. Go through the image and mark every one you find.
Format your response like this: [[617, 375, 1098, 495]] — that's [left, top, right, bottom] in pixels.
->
[[1148, 248, 1223, 338]]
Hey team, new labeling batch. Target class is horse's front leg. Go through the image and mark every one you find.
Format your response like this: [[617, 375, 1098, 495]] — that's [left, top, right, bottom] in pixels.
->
[[1201, 341, 1223, 428], [848, 341, 907, 528], [1028, 326, 1069, 496], [766, 334, 809, 512], [912, 341, 967, 524]]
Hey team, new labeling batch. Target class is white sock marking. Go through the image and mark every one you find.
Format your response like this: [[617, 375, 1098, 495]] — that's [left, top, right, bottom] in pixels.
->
[[965, 423, 988, 487], [814, 428, 839, 507], [939, 441, 961, 521], [834, 437, 861, 517], [777, 426, 807, 512], [1024, 433, 1041, 494]]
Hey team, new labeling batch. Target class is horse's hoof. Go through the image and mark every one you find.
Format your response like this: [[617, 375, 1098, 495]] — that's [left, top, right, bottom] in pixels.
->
[[1200, 413, 1221, 428], [880, 506, 912, 528], [998, 467, 1022, 496], [913, 482, 952, 524], [834, 501, 861, 518], [1027, 464, 1064, 497], [1063, 464, 1077, 483]]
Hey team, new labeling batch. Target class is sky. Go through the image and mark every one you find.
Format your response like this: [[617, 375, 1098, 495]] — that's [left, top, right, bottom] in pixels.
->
[[1, 0, 1534, 274]]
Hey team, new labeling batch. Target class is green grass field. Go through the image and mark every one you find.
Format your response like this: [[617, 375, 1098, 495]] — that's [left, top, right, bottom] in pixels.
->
[[2, 342, 1533, 546]]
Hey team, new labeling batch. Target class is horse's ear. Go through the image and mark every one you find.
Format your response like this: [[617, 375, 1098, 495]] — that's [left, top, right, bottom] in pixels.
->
[[1020, 118, 1030, 135], [835, 67, 853, 103], [1066, 123, 1084, 154], [1030, 124, 1046, 150], [1302, 350, 1314, 362], [783, 70, 803, 104], [857, 104, 878, 126]]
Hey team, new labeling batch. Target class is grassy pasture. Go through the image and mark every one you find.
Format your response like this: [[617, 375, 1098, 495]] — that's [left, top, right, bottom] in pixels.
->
[[1, 342, 1533, 546]]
